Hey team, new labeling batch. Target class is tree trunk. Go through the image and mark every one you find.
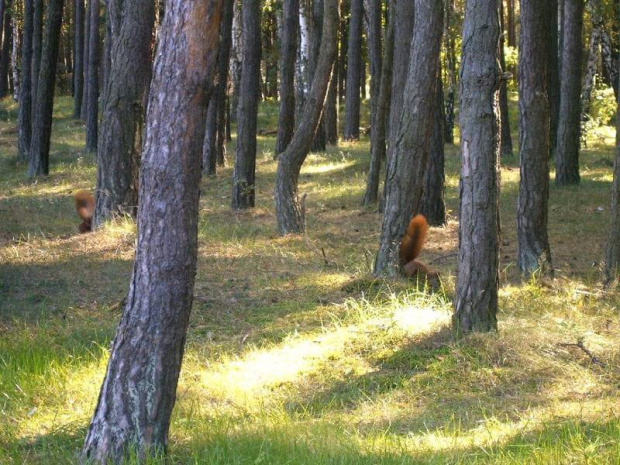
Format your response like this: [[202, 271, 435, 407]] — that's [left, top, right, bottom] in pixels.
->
[[374, 0, 443, 276], [93, 0, 156, 227], [548, 0, 560, 155], [444, 0, 456, 144], [366, 0, 382, 134], [202, 0, 234, 175], [581, 0, 603, 122], [604, 58, 620, 286], [80, 0, 90, 119], [18, 0, 33, 162], [73, 0, 84, 118], [0, 1, 12, 99], [85, 0, 99, 153], [0, 2, 5, 69], [28, 0, 65, 178], [362, 0, 393, 206], [274, 0, 339, 234], [82, 1, 222, 462], [229, 0, 242, 121], [421, 72, 446, 226], [275, 0, 299, 155], [324, 58, 338, 145], [558, 0, 564, 75], [453, 0, 501, 334], [517, 0, 553, 276], [310, 0, 326, 153], [555, 0, 583, 186], [506, 0, 516, 47], [343, 0, 362, 140], [10, 13, 19, 101], [601, 28, 618, 101], [337, 1, 348, 106], [31, 0, 42, 113], [232, 0, 261, 209], [499, 0, 513, 158]]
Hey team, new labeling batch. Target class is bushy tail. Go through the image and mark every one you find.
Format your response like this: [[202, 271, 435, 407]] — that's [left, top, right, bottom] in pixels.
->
[[75, 191, 95, 233], [399, 214, 429, 265]]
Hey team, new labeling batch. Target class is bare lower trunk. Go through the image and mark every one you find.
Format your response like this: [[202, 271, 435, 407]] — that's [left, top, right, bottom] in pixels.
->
[[82, 1, 222, 462], [343, 0, 363, 141], [374, 0, 443, 276], [73, 0, 84, 118], [604, 65, 620, 285], [274, 0, 338, 234], [499, 0, 513, 158], [18, 0, 34, 162], [85, 0, 99, 153], [0, 2, 12, 98], [453, 0, 501, 334]]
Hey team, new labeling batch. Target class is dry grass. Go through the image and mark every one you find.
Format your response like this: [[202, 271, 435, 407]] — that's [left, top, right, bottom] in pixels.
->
[[0, 96, 619, 464]]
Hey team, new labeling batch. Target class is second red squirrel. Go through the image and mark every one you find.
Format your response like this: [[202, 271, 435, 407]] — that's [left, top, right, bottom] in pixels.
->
[[75, 191, 95, 233], [399, 214, 440, 284]]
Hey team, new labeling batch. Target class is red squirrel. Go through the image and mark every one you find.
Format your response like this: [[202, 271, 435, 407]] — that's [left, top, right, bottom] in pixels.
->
[[75, 191, 95, 233], [399, 214, 440, 285]]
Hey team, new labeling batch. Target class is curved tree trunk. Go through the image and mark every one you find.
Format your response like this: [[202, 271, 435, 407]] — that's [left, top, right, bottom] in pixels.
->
[[374, 0, 443, 276], [82, 1, 222, 462], [93, 0, 156, 227], [73, 0, 84, 118], [362, 0, 393, 206], [202, 0, 234, 175], [232, 0, 261, 209], [274, 0, 339, 235], [275, 0, 299, 155], [517, 0, 553, 276], [555, 0, 583, 186], [343, 0, 362, 141], [28, 0, 65, 178], [85, 0, 99, 153], [453, 0, 501, 334], [421, 72, 446, 227], [18, 0, 33, 162]]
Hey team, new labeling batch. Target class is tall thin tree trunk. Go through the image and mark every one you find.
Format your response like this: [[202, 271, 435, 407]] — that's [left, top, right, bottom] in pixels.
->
[[0, 1, 12, 98], [517, 0, 553, 276], [549, 0, 560, 155], [310, 0, 326, 153], [232, 0, 261, 209], [343, 0, 362, 140], [93, 0, 156, 226], [324, 59, 338, 145], [275, 0, 339, 234], [444, 0, 456, 144], [275, 0, 299, 155], [31, 0, 42, 116], [453, 0, 501, 334], [28, 0, 65, 178], [18, 0, 33, 161], [499, 0, 513, 158], [85, 0, 99, 152], [10, 13, 19, 101], [82, 1, 223, 461], [555, 0, 583, 186], [229, 0, 242, 121], [374, 0, 443, 276], [80, 0, 90, 119], [581, 0, 603, 123], [73, 0, 84, 118]]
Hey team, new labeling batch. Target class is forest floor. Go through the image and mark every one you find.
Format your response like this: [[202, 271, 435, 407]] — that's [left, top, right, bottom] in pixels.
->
[[0, 96, 619, 464]]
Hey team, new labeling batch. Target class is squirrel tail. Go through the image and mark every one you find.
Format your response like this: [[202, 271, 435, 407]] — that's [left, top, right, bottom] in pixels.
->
[[75, 191, 95, 233], [399, 214, 429, 265]]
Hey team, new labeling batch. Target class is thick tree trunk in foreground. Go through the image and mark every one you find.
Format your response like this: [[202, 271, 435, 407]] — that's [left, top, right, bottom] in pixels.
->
[[28, 0, 65, 178], [517, 0, 553, 276], [232, 0, 261, 209], [343, 0, 362, 140], [82, 1, 222, 462], [274, 0, 338, 234], [202, 0, 234, 175], [555, 0, 583, 186], [362, 0, 393, 206], [93, 0, 156, 227], [374, 0, 443, 276], [73, 0, 84, 118], [421, 73, 446, 226], [453, 0, 501, 334], [18, 0, 34, 162], [275, 0, 299, 155], [85, 0, 99, 153]]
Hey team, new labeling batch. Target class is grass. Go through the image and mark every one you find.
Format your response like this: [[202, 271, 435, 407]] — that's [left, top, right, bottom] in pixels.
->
[[0, 94, 619, 464]]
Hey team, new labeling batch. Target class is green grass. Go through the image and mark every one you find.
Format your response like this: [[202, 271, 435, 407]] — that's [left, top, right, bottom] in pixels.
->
[[0, 95, 619, 464]]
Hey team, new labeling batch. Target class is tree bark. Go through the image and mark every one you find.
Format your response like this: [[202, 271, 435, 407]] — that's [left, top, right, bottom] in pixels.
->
[[444, 0, 456, 144], [232, 0, 261, 209], [453, 0, 501, 334], [18, 0, 34, 162], [274, 0, 339, 234], [10, 12, 19, 100], [581, 0, 603, 122], [548, 0, 560, 155], [506, 0, 516, 47], [275, 0, 299, 155], [310, 0, 326, 153], [421, 72, 446, 226], [85, 0, 99, 153], [73, 0, 84, 118], [80, 0, 90, 119], [366, 0, 382, 134], [362, 0, 393, 206], [202, 0, 234, 175], [499, 0, 513, 158], [28, 0, 65, 178], [93, 0, 156, 227], [31, 0, 42, 115], [555, 0, 583, 186], [374, 0, 443, 276], [343, 0, 362, 140], [517, 0, 553, 276], [229, 0, 242, 121], [324, 58, 338, 145], [0, 0, 12, 99], [82, 1, 222, 462]]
